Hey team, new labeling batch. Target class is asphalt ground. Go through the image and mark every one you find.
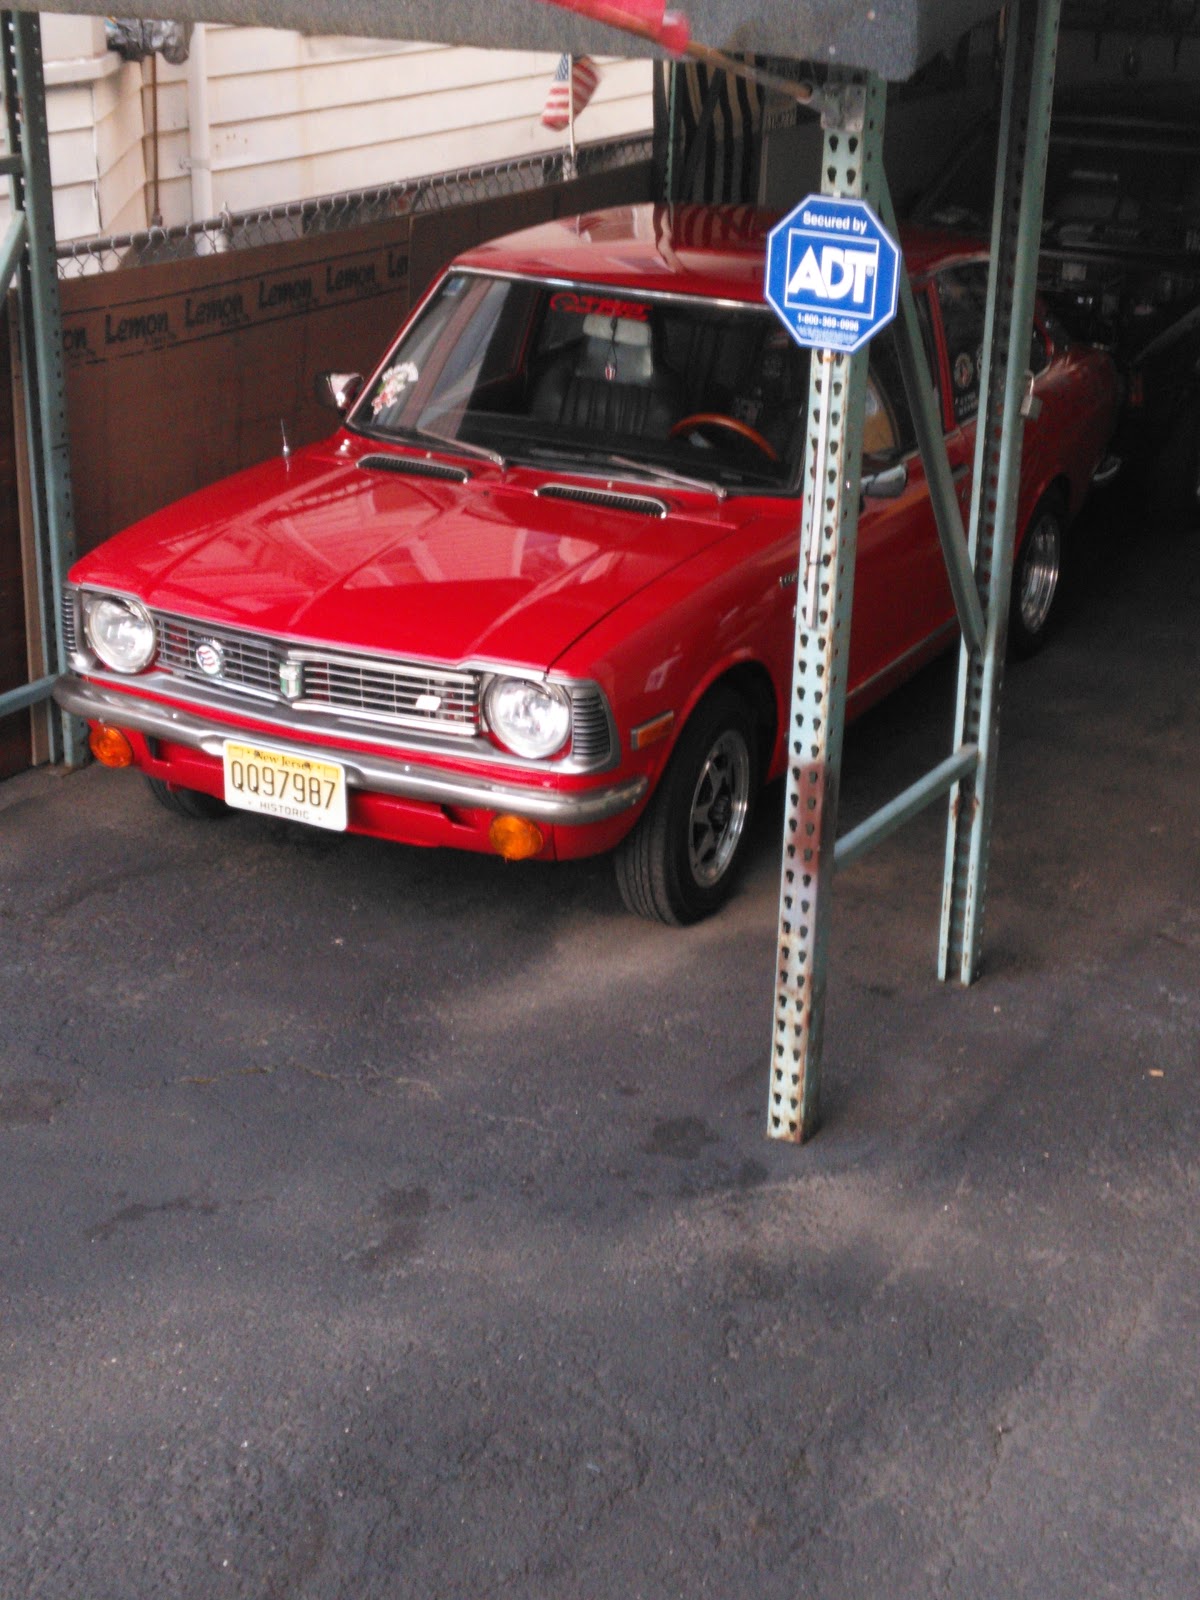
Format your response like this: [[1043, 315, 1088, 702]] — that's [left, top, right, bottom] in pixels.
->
[[1, 484, 1198, 1599]]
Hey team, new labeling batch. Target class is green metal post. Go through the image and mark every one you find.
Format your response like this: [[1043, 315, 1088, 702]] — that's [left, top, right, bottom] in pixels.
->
[[3, 10, 81, 765], [768, 71, 887, 1143], [879, 179, 985, 657], [664, 60, 680, 201], [939, 0, 1062, 984]]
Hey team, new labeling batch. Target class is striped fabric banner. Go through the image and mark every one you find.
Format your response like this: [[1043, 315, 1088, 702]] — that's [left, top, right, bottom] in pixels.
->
[[672, 58, 764, 204]]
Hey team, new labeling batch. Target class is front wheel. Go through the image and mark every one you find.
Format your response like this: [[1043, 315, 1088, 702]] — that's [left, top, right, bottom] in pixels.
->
[[145, 776, 230, 820], [1009, 496, 1066, 658], [615, 686, 757, 925]]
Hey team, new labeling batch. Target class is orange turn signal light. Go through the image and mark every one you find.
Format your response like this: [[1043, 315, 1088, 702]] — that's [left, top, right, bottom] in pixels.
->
[[89, 724, 134, 768], [631, 710, 675, 751], [488, 814, 545, 861]]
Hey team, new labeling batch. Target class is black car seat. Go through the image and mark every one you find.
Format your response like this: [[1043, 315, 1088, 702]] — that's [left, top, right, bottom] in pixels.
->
[[531, 313, 682, 439]]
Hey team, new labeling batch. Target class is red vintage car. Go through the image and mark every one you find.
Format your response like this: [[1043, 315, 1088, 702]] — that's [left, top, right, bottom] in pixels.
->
[[56, 205, 1119, 923]]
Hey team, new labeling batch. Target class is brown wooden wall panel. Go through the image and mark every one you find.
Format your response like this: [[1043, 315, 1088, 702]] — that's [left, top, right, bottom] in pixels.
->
[[62, 219, 413, 556], [62, 161, 653, 556]]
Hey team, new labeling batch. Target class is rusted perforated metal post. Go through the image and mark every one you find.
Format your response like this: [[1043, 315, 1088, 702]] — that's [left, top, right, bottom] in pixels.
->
[[940, 0, 1062, 984], [768, 72, 887, 1143]]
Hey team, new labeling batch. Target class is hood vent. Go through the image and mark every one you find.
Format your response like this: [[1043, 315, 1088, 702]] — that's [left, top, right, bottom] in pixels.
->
[[536, 483, 668, 519], [358, 453, 470, 484]]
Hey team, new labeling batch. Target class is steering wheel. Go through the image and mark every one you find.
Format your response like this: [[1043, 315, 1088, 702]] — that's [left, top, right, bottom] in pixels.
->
[[669, 411, 778, 462]]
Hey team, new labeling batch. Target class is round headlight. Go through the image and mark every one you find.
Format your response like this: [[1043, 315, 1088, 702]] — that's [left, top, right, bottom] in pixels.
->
[[484, 676, 571, 760], [84, 594, 156, 674]]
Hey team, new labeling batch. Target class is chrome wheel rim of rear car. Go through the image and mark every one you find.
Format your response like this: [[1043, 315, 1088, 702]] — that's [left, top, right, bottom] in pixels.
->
[[1019, 512, 1062, 637], [688, 729, 752, 888]]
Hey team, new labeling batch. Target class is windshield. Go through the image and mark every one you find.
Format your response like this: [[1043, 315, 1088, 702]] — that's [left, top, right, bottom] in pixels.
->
[[350, 272, 809, 492]]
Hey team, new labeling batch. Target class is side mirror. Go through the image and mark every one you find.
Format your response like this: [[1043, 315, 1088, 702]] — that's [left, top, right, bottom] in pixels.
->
[[316, 371, 363, 414], [861, 461, 908, 499]]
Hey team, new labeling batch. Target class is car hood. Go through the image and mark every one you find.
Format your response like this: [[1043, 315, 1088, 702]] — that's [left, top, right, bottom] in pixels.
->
[[71, 442, 743, 670]]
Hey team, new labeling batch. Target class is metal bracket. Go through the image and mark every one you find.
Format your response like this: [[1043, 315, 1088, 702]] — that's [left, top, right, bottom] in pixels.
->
[[819, 82, 866, 133]]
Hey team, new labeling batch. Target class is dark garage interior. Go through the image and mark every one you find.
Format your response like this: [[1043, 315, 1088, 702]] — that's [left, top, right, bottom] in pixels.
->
[[1, 1, 1198, 1594]]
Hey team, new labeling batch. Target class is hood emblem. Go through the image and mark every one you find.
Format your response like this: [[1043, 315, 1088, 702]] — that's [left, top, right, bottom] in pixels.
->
[[195, 639, 224, 676]]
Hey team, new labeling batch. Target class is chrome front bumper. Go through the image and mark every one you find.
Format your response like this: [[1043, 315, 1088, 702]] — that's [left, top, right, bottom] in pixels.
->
[[55, 676, 647, 827]]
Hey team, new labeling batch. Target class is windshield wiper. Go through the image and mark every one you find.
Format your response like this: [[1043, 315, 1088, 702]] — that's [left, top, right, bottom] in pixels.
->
[[608, 455, 726, 502], [526, 441, 725, 500], [375, 424, 506, 470]]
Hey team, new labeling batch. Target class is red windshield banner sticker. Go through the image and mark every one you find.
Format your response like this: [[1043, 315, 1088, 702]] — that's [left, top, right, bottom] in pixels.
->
[[550, 291, 649, 321], [533, 0, 691, 53]]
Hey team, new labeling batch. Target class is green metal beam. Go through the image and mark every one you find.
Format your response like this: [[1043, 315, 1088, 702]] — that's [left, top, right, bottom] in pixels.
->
[[2, 11, 81, 765], [768, 71, 886, 1144], [0, 672, 55, 717], [939, 0, 1062, 985], [879, 180, 986, 657], [835, 745, 979, 872], [766, 9, 1063, 1138]]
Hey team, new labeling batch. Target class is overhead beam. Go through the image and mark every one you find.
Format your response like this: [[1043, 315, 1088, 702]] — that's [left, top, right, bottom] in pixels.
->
[[8, 0, 1004, 82]]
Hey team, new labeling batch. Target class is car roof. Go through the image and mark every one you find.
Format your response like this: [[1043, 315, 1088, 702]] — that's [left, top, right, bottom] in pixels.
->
[[454, 204, 986, 303]]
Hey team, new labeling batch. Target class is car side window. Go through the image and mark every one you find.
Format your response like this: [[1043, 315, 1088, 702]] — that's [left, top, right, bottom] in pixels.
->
[[937, 262, 990, 424], [866, 326, 918, 457]]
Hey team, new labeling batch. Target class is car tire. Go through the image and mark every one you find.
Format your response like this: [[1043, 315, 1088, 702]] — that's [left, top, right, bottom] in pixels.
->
[[145, 776, 230, 820], [615, 685, 758, 925], [1009, 494, 1066, 658]]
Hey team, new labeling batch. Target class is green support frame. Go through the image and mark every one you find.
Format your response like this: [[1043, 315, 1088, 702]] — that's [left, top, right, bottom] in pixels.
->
[[769, 0, 1062, 1141], [768, 70, 886, 1142], [0, 1, 1058, 1139], [0, 9, 80, 765], [940, 0, 1062, 983]]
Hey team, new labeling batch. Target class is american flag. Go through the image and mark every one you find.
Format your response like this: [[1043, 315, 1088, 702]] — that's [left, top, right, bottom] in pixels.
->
[[540, 53, 600, 131]]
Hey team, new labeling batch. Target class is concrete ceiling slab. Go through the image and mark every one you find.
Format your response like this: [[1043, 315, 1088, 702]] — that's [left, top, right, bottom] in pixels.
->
[[14, 0, 1003, 81]]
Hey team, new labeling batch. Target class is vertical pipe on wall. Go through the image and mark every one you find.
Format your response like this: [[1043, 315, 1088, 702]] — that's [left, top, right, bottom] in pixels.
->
[[148, 51, 162, 226], [186, 21, 213, 226]]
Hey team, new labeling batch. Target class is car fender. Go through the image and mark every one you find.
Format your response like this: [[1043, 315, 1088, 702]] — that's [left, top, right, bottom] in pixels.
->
[[552, 519, 792, 798]]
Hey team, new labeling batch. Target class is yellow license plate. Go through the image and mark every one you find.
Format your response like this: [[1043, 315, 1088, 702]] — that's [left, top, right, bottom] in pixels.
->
[[222, 741, 348, 831]]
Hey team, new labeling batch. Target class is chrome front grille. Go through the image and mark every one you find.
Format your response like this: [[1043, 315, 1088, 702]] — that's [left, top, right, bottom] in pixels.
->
[[151, 610, 480, 735], [66, 591, 615, 770], [300, 655, 479, 733], [157, 614, 281, 697]]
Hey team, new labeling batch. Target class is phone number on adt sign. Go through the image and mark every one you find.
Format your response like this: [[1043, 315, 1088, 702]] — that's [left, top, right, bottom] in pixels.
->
[[798, 312, 862, 333]]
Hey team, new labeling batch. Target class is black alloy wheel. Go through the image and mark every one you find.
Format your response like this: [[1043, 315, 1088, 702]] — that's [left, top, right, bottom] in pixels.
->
[[615, 685, 758, 925]]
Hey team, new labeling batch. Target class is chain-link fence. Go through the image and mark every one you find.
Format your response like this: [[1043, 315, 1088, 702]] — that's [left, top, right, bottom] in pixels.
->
[[55, 133, 654, 278]]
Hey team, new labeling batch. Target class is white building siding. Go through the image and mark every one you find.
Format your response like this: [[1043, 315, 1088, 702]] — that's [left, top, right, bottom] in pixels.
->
[[0, 20, 652, 242], [93, 61, 148, 234], [150, 32, 650, 225]]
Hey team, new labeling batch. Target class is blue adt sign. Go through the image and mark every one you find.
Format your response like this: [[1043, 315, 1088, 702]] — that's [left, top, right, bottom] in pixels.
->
[[765, 196, 900, 354]]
